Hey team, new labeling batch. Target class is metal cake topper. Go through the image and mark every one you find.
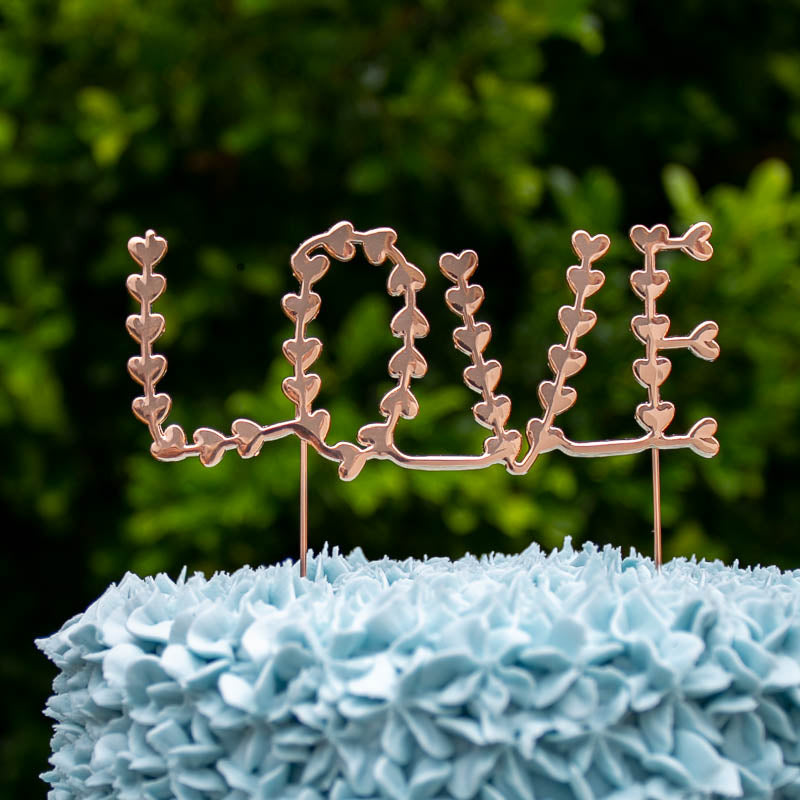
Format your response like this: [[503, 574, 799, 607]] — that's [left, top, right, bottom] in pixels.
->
[[126, 222, 719, 575]]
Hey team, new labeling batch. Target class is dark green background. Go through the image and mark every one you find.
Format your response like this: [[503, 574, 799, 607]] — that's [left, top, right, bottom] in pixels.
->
[[3, 0, 800, 794]]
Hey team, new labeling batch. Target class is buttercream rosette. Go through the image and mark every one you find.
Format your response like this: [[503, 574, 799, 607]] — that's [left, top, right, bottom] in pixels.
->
[[38, 540, 800, 799]]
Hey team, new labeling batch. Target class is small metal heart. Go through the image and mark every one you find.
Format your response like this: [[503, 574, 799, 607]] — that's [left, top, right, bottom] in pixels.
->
[[687, 417, 720, 457], [304, 408, 331, 441], [323, 221, 356, 260], [380, 384, 419, 419], [632, 357, 672, 388], [439, 250, 479, 282], [132, 392, 171, 424], [631, 314, 670, 343], [390, 305, 430, 338], [292, 253, 329, 284], [464, 359, 502, 393], [193, 428, 228, 467], [389, 346, 427, 379], [473, 394, 511, 428], [361, 228, 397, 265], [126, 273, 166, 304], [538, 380, 577, 415], [453, 322, 492, 355], [526, 418, 560, 452], [566, 265, 605, 298], [151, 424, 188, 461], [571, 230, 610, 262], [483, 429, 522, 459], [357, 422, 393, 453], [388, 263, 425, 294], [548, 344, 587, 378], [128, 230, 167, 269], [127, 354, 167, 385], [126, 314, 165, 344], [281, 292, 321, 325], [337, 442, 369, 480], [688, 321, 720, 361], [445, 284, 484, 316], [232, 419, 264, 458], [681, 222, 713, 261], [630, 270, 670, 300], [558, 306, 597, 337], [629, 224, 669, 252], [636, 401, 675, 433], [282, 337, 322, 370]]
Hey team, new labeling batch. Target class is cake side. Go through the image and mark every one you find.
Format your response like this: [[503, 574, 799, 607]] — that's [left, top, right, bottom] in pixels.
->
[[38, 541, 800, 799]]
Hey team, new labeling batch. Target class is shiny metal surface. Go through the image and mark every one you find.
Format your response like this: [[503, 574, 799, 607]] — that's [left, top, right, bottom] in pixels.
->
[[127, 222, 719, 570]]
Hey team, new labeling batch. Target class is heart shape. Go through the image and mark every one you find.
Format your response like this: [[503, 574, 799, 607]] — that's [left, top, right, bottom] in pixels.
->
[[128, 230, 167, 269], [132, 392, 171, 425], [232, 418, 264, 458], [558, 306, 597, 337], [630, 269, 670, 300], [303, 408, 331, 441], [361, 228, 397, 265], [538, 380, 577, 415], [687, 417, 719, 457], [281, 291, 321, 325], [282, 373, 321, 406], [291, 253, 329, 284], [473, 401, 493, 427], [126, 273, 166, 304], [453, 322, 492, 355], [526, 418, 559, 453], [390, 305, 430, 338], [680, 222, 713, 261], [126, 313, 165, 345], [632, 357, 672, 388], [483, 429, 522, 460], [464, 359, 503, 393], [323, 221, 356, 260], [388, 346, 427, 379], [336, 442, 369, 480], [357, 422, 392, 453], [282, 336, 322, 370], [387, 263, 426, 295], [631, 314, 670, 343], [151, 424, 187, 461], [128, 354, 167, 386], [571, 230, 610, 262], [473, 394, 512, 429], [636, 401, 675, 433], [566, 265, 605, 298], [548, 344, 587, 379], [687, 321, 720, 361], [629, 224, 669, 253], [380, 385, 420, 419], [193, 428, 228, 467], [439, 250, 479, 282], [445, 284, 484, 317]]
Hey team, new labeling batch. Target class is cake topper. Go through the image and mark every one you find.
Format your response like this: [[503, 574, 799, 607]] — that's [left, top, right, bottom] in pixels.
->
[[126, 222, 719, 574]]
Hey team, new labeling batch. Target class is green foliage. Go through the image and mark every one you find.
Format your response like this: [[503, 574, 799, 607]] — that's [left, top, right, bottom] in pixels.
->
[[3, 0, 800, 795]]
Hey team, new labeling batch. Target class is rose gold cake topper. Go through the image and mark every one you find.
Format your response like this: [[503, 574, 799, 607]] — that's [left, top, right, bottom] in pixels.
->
[[126, 222, 719, 574]]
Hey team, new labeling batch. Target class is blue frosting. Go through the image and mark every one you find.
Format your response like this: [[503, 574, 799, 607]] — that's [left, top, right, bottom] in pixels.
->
[[38, 540, 800, 800]]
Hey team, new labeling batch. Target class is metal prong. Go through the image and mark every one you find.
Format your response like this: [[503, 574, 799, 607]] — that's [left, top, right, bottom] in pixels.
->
[[300, 439, 308, 577], [652, 448, 662, 570]]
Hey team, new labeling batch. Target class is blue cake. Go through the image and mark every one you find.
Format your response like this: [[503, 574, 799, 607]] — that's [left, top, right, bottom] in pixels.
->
[[39, 540, 800, 799]]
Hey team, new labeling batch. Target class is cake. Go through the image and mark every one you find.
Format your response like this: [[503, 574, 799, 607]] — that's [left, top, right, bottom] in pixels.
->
[[38, 540, 800, 799]]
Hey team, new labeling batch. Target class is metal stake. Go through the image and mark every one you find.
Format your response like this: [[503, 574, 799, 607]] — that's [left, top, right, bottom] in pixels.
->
[[300, 439, 308, 577], [652, 448, 662, 570]]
